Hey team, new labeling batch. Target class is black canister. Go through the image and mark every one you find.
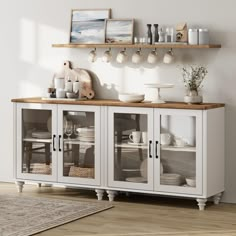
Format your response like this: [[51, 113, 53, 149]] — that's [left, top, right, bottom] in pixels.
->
[[154, 24, 159, 43], [147, 24, 152, 44]]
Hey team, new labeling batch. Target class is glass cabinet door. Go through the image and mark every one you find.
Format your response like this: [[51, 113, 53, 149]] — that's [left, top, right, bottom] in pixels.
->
[[154, 109, 203, 195], [16, 104, 57, 181], [57, 105, 100, 186], [108, 107, 153, 191]]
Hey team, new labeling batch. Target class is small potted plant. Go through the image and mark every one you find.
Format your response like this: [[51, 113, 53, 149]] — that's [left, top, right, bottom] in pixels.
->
[[181, 65, 208, 104]]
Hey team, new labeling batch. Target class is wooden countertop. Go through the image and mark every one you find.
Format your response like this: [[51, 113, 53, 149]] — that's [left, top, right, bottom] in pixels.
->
[[11, 97, 225, 110]]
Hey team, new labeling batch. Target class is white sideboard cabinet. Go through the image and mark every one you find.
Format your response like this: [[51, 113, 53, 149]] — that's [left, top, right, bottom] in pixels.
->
[[12, 98, 225, 210]]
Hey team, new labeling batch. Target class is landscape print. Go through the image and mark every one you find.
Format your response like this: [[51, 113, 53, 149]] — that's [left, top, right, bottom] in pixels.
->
[[105, 19, 134, 44], [70, 9, 110, 43]]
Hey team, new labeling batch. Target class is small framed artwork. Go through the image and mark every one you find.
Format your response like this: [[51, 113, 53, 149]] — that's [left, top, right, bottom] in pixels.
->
[[105, 19, 134, 44], [70, 9, 111, 44]]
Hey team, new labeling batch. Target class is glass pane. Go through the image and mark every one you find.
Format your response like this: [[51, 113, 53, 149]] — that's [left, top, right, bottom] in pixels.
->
[[62, 111, 95, 179], [114, 113, 148, 184], [160, 115, 196, 188], [22, 109, 52, 175]]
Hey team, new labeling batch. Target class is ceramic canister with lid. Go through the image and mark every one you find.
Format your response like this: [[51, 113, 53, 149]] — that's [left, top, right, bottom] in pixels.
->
[[188, 29, 198, 45], [54, 77, 65, 90], [65, 77, 73, 92], [199, 29, 209, 44], [73, 77, 80, 94]]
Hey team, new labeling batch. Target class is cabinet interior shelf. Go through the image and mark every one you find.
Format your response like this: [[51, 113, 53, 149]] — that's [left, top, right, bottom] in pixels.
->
[[23, 138, 52, 143], [115, 143, 148, 149], [52, 43, 221, 49], [161, 146, 196, 152], [64, 139, 95, 145]]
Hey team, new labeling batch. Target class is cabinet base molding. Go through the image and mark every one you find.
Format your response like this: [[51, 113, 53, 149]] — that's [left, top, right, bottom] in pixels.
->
[[15, 181, 25, 193], [95, 189, 105, 201], [196, 198, 207, 210]]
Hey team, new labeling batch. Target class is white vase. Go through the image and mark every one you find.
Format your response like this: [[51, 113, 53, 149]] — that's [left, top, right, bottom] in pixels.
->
[[184, 90, 203, 104]]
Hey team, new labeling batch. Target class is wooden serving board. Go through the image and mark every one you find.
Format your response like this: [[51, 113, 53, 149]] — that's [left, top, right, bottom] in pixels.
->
[[54, 61, 95, 99]]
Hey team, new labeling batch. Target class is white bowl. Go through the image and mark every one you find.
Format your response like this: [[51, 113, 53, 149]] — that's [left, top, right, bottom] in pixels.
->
[[186, 177, 196, 187], [118, 93, 145, 103], [66, 92, 78, 99]]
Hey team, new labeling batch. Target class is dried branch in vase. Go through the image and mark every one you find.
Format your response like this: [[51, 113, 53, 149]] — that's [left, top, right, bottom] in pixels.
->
[[181, 65, 208, 92]]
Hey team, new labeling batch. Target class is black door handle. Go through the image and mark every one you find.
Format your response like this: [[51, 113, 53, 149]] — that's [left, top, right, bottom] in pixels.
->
[[53, 135, 56, 151], [155, 141, 159, 159], [59, 135, 62, 152], [149, 140, 152, 158]]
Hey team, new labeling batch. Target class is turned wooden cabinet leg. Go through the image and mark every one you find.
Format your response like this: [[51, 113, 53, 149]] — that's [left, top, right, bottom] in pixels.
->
[[15, 181, 25, 193], [95, 189, 104, 201], [106, 190, 117, 202], [196, 198, 207, 210], [213, 193, 222, 205]]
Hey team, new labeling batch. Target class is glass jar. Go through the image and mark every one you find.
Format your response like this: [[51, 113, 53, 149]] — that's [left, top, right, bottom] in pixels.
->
[[188, 29, 198, 45], [199, 29, 209, 45]]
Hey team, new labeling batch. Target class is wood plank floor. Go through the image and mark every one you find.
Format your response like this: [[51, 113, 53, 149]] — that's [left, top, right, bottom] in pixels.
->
[[1, 183, 236, 236]]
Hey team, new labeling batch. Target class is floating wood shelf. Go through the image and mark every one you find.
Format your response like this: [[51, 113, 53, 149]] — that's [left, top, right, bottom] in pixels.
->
[[52, 43, 221, 49]]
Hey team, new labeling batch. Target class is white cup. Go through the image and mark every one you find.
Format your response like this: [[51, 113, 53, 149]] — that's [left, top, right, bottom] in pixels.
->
[[132, 50, 143, 64], [163, 50, 174, 64], [129, 131, 141, 143], [141, 131, 148, 144], [116, 50, 128, 64], [147, 50, 158, 64], [160, 133, 171, 146], [102, 49, 112, 63], [54, 77, 65, 90], [56, 88, 66, 98], [88, 49, 97, 63]]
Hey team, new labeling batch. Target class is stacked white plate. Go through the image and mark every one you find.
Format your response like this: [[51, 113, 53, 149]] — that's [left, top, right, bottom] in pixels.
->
[[125, 177, 147, 183], [32, 131, 51, 139], [160, 173, 183, 186], [77, 127, 95, 142], [118, 93, 145, 103]]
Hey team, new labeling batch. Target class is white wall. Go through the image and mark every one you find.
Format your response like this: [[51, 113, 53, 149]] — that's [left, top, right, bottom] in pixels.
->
[[1, 0, 236, 203]]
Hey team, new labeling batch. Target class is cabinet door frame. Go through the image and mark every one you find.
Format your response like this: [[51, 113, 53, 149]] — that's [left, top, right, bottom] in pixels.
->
[[107, 106, 154, 191], [16, 103, 58, 182], [57, 104, 101, 186], [154, 108, 203, 195]]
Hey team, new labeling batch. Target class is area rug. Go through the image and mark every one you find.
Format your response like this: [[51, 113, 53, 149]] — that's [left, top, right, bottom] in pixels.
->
[[0, 194, 113, 236]]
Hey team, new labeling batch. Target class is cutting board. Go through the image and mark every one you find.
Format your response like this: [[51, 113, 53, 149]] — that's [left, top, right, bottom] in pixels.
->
[[55, 61, 95, 99]]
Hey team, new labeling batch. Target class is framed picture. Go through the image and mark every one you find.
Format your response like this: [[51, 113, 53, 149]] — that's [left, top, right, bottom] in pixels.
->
[[70, 9, 111, 44], [105, 19, 134, 44]]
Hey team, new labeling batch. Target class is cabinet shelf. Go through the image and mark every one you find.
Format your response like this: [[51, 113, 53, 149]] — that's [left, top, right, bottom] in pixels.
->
[[161, 145, 196, 152], [52, 43, 221, 49], [115, 142, 148, 149], [64, 139, 95, 145], [23, 138, 52, 143]]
